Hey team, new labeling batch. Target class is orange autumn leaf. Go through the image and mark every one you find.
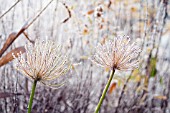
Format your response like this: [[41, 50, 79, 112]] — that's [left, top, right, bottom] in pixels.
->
[[131, 7, 137, 12], [87, 10, 94, 15], [82, 29, 89, 35], [109, 82, 117, 94]]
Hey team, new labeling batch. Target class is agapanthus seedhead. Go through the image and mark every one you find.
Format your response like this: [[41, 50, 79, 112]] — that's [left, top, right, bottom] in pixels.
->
[[13, 39, 71, 88], [92, 36, 141, 70]]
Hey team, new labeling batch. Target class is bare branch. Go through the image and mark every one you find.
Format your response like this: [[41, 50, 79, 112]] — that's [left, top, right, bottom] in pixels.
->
[[0, 0, 21, 19]]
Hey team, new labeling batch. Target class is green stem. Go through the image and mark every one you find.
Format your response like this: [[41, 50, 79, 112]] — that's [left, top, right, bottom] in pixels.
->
[[27, 80, 37, 113], [94, 68, 115, 113]]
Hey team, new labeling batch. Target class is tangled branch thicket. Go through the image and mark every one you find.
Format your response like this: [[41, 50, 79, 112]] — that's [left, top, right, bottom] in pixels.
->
[[0, 0, 170, 113]]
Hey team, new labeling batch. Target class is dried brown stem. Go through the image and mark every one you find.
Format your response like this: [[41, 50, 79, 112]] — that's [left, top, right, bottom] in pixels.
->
[[61, 3, 71, 23]]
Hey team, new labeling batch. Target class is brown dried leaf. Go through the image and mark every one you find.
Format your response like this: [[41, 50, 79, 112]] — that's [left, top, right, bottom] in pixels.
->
[[0, 32, 17, 57], [0, 46, 25, 67]]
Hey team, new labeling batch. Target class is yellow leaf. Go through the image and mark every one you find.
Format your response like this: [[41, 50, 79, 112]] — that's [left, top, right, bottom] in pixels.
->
[[80, 56, 88, 60], [88, 16, 93, 24], [147, 48, 151, 53], [136, 86, 142, 92], [114, 76, 125, 87], [71, 64, 75, 70], [131, 69, 142, 82], [132, 69, 140, 76], [123, 1, 128, 6], [142, 86, 148, 92], [105, 66, 110, 72], [131, 7, 137, 12], [153, 95, 167, 100], [135, 75, 141, 82]]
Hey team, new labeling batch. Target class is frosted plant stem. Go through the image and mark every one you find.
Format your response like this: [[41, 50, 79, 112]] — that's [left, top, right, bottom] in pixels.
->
[[94, 68, 115, 113], [27, 80, 37, 113]]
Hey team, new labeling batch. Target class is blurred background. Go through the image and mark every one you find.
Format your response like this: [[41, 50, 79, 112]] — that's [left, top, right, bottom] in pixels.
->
[[0, 0, 170, 113]]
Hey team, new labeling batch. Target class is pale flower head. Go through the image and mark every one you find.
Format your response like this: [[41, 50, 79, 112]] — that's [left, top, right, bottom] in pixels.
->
[[13, 39, 71, 88], [91, 36, 141, 70]]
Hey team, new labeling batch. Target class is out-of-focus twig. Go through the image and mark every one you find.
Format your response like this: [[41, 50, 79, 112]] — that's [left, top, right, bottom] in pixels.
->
[[0, 0, 21, 19], [155, 0, 168, 59], [115, 74, 131, 113], [0, 92, 23, 98], [107, 0, 112, 8], [24, 0, 54, 29]]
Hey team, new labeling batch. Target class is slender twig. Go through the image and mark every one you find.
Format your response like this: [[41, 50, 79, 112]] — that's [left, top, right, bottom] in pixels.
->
[[115, 74, 131, 113], [0, 0, 21, 19], [24, 0, 54, 30], [51, 0, 59, 37], [23, 32, 34, 44]]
